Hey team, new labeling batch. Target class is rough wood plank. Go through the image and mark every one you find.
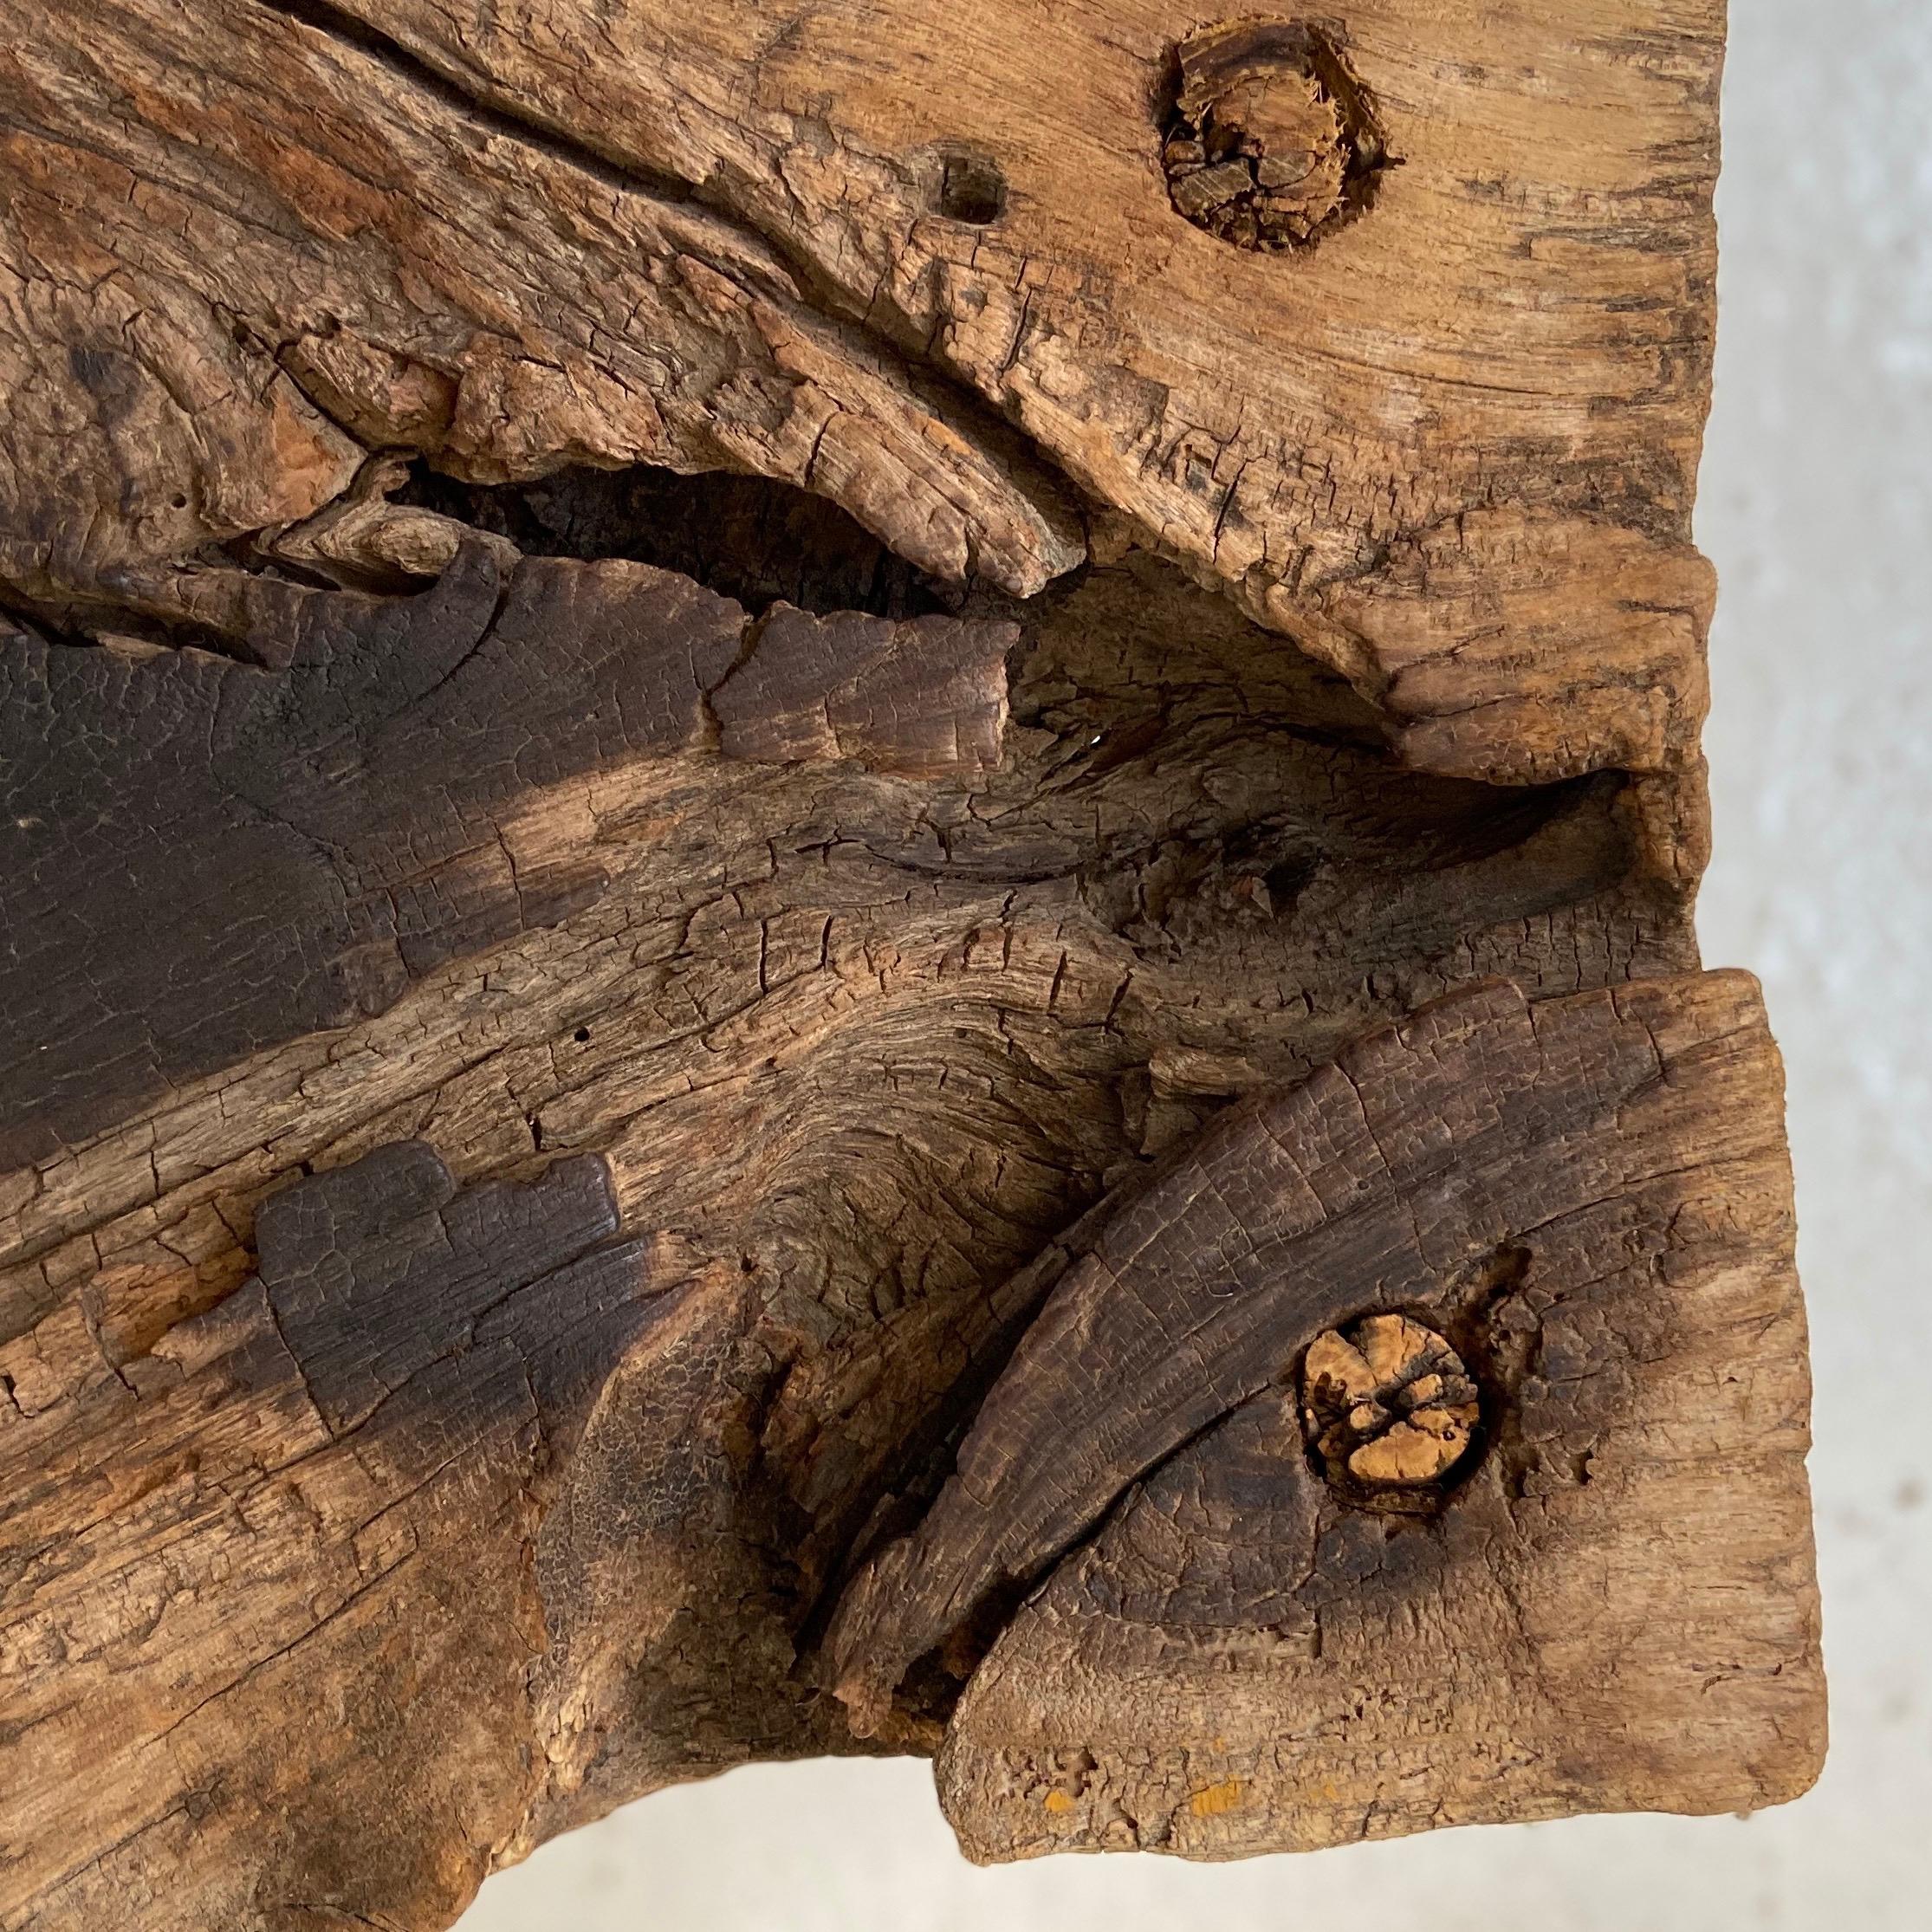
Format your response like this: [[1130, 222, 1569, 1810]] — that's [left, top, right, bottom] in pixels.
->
[[3, 0, 1722, 781], [0, 549, 1018, 1165], [0, 1139, 767, 1930], [243, 0, 1726, 781], [0, 0, 1080, 617], [829, 974, 1824, 1848], [0, 0, 1823, 1923]]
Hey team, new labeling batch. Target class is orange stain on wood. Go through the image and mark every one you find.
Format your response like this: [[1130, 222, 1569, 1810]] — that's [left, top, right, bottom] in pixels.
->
[[1190, 1778, 1243, 1817]]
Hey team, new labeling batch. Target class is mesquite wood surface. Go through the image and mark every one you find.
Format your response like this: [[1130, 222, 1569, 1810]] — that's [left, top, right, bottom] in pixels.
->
[[0, 3, 1825, 1927]]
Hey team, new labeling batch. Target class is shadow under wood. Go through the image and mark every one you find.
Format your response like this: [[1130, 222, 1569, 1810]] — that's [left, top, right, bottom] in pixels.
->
[[400, 459, 964, 620]]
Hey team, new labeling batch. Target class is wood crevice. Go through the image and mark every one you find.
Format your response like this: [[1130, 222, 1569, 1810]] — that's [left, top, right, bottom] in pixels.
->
[[0, 3, 1823, 1922]]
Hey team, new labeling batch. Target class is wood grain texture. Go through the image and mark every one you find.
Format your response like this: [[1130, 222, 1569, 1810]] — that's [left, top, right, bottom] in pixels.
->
[[295, 0, 1724, 781], [0, 552, 1016, 1164], [0, 1, 1823, 1924], [1, 1140, 774, 1930], [833, 975, 1824, 1851]]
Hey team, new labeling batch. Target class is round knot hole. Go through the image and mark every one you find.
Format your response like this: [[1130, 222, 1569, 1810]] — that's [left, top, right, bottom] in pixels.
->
[[1301, 1313, 1479, 1509], [1161, 18, 1392, 251]]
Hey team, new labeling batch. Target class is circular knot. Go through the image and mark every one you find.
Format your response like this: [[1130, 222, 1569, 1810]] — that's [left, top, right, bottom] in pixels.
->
[[1162, 18, 1391, 252], [1301, 1313, 1479, 1506]]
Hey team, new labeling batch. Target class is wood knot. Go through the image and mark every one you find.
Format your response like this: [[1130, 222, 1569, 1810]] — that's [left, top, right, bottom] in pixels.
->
[[1301, 1314, 1478, 1507], [1161, 18, 1391, 252]]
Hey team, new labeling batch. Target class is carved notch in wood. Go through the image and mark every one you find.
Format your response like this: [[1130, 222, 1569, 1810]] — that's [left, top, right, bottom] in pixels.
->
[[0, 1, 1820, 1927]]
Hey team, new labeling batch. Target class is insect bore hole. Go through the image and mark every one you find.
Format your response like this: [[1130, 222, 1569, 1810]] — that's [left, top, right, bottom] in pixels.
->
[[937, 153, 1007, 225]]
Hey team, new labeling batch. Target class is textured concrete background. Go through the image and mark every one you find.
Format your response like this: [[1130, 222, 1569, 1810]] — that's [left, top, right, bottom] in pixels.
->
[[460, 4, 1932, 1923]]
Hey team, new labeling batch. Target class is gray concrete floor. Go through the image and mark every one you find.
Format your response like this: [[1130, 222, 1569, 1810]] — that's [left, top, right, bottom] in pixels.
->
[[459, 5, 1932, 1923]]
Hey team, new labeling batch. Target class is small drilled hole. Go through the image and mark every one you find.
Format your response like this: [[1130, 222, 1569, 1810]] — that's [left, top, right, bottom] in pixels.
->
[[937, 155, 1006, 225], [573, 1027, 590, 1042]]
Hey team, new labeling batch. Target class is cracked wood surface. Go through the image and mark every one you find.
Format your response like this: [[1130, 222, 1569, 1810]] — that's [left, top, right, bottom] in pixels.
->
[[0, 2, 1824, 1927], [287, 0, 1726, 781], [3, 0, 1718, 781], [833, 975, 1823, 1850], [0, 548, 1015, 1164]]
